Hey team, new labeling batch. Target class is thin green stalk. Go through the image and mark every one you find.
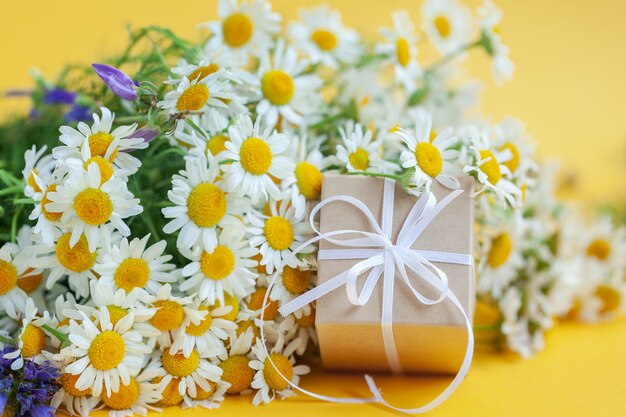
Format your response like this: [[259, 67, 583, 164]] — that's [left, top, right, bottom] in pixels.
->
[[425, 39, 482, 73], [0, 334, 16, 346], [0, 185, 23, 196], [114, 115, 149, 124], [42, 324, 71, 348], [10, 205, 23, 243], [347, 171, 403, 181]]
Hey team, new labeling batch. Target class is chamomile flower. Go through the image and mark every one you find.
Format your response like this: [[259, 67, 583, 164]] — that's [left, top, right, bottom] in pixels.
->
[[396, 110, 461, 193], [222, 115, 293, 202], [182, 379, 229, 410], [100, 365, 169, 417], [170, 299, 237, 357], [276, 307, 317, 356], [478, 0, 514, 84], [52, 363, 101, 417], [4, 298, 52, 370], [157, 346, 223, 398], [254, 40, 322, 127], [422, 0, 472, 55], [61, 307, 151, 397], [269, 266, 313, 316], [248, 201, 312, 274], [172, 124, 232, 159], [22, 145, 54, 199], [95, 235, 177, 295], [217, 327, 255, 394], [29, 176, 65, 245], [159, 75, 239, 133], [249, 341, 310, 405], [336, 122, 390, 173], [462, 127, 522, 207], [53, 107, 147, 176], [377, 10, 422, 90], [45, 163, 142, 252], [162, 153, 248, 251], [491, 117, 537, 179], [170, 48, 251, 85], [288, 5, 361, 68], [203, 0, 281, 60], [0, 242, 30, 319], [180, 227, 258, 305]]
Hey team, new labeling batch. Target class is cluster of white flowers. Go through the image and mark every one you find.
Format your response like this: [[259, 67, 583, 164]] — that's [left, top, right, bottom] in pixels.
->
[[1, 0, 625, 415]]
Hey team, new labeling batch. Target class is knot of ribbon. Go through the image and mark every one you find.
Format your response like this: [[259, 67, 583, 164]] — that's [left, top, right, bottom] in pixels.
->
[[260, 179, 475, 414]]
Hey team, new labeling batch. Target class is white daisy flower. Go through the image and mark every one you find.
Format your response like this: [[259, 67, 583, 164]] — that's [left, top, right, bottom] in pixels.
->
[[336, 122, 390, 173], [253, 40, 322, 128], [422, 0, 472, 55], [170, 299, 237, 358], [491, 117, 537, 180], [3, 298, 52, 370], [0, 242, 30, 318], [182, 379, 229, 410], [61, 307, 151, 397], [12, 226, 46, 300], [171, 123, 232, 160], [288, 5, 361, 68], [22, 145, 54, 199], [222, 115, 293, 203], [376, 10, 422, 90], [28, 174, 65, 246], [162, 153, 249, 251], [156, 346, 223, 398], [202, 0, 281, 60], [269, 266, 313, 317], [217, 327, 255, 395], [95, 234, 177, 295], [45, 163, 142, 252], [276, 307, 318, 356], [180, 226, 258, 305], [478, 0, 514, 84], [396, 110, 461, 193], [53, 107, 147, 177], [248, 201, 312, 274], [52, 362, 101, 417], [462, 126, 522, 207], [170, 48, 252, 85], [249, 340, 310, 405]]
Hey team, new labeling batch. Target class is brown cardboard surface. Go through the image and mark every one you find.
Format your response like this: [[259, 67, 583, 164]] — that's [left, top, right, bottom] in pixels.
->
[[315, 174, 475, 374]]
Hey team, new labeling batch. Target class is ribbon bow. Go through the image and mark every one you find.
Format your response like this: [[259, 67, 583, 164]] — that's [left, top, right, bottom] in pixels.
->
[[261, 179, 475, 414]]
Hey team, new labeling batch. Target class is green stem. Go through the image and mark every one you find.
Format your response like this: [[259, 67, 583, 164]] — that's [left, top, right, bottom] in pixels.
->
[[473, 324, 501, 332], [12, 198, 35, 205], [347, 171, 403, 181], [10, 205, 23, 243], [41, 324, 71, 348], [0, 334, 17, 346], [425, 39, 482, 73], [0, 184, 23, 196], [309, 112, 349, 130], [114, 115, 149, 124]]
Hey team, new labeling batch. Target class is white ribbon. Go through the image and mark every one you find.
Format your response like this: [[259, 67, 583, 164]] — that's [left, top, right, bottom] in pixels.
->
[[260, 179, 475, 414]]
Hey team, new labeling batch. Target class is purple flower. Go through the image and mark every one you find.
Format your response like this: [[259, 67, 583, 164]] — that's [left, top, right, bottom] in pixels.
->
[[63, 104, 91, 123], [43, 88, 76, 105], [130, 125, 160, 144], [92, 63, 138, 101]]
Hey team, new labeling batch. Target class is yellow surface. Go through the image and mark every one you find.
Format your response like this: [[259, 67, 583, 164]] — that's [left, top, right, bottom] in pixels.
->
[[2, 1, 625, 416]]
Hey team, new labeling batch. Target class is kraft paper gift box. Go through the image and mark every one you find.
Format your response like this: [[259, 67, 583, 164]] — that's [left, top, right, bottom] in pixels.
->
[[315, 173, 475, 375]]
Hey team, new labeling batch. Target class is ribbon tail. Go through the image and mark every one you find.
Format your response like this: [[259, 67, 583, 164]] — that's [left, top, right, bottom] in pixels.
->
[[381, 251, 402, 374], [279, 269, 351, 317]]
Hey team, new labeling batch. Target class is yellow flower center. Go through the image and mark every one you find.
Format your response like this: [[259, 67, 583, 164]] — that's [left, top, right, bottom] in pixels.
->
[[188, 64, 220, 82], [247, 287, 279, 320], [20, 324, 46, 358], [282, 266, 310, 295], [296, 308, 315, 328], [479, 150, 502, 185], [294, 162, 322, 200], [239, 137, 273, 175], [311, 29, 337, 51], [162, 350, 200, 377], [434, 15, 451, 38], [88, 331, 126, 370], [487, 233, 512, 268], [263, 353, 293, 391], [220, 355, 253, 394], [0, 260, 17, 296], [236, 319, 259, 339], [17, 269, 44, 294], [261, 70, 295, 106], [88, 132, 118, 162], [27, 170, 41, 193], [596, 285, 620, 314], [73, 188, 113, 226], [206, 134, 229, 156], [214, 292, 239, 322], [264, 216, 294, 251], [176, 84, 209, 112], [415, 142, 443, 178], [200, 246, 235, 280], [41, 184, 62, 222], [186, 306, 213, 336], [191, 381, 216, 400], [84, 156, 114, 185], [586, 239, 611, 260], [102, 378, 140, 410], [150, 300, 184, 331], [187, 183, 227, 228], [222, 13, 253, 47], [55, 233, 96, 273], [106, 305, 129, 327], [396, 38, 410, 67], [155, 377, 183, 407], [348, 148, 370, 171], [60, 373, 91, 397], [114, 258, 151, 293], [500, 143, 520, 173]]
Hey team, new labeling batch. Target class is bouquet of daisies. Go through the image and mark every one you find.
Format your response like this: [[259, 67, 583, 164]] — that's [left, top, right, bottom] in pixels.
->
[[1, 0, 625, 415]]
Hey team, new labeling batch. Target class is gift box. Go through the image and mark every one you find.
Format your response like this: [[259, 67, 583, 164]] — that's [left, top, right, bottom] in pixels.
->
[[314, 173, 475, 375]]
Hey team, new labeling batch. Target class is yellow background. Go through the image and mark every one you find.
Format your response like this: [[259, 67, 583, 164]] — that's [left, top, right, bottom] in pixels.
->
[[2, 0, 625, 416]]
